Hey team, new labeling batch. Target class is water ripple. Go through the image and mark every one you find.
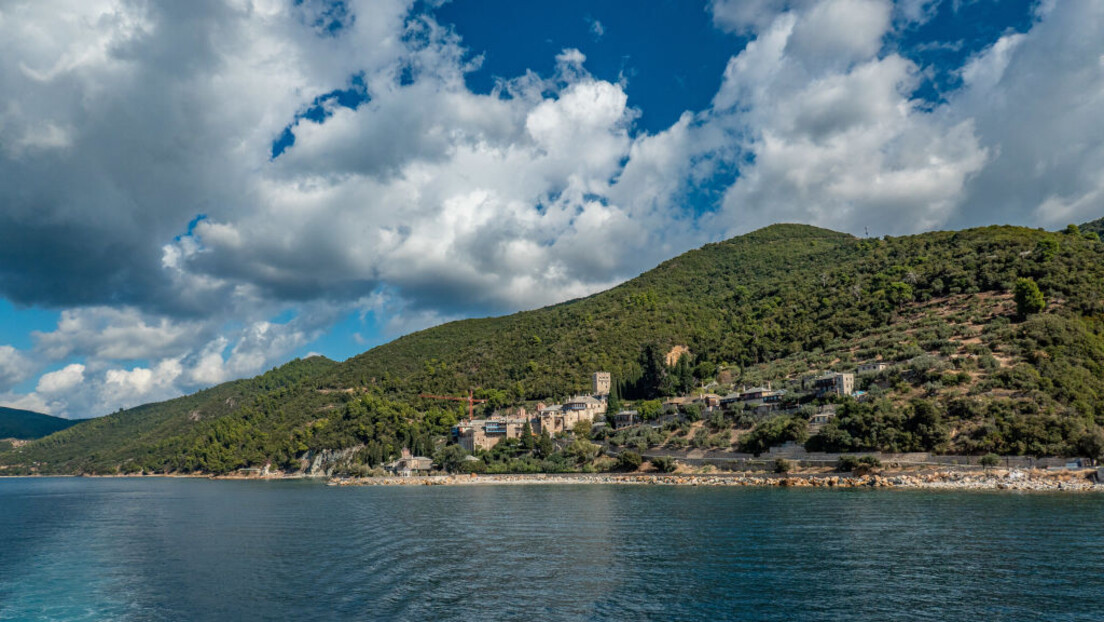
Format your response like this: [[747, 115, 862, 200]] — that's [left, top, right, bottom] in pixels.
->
[[3, 480, 1104, 621]]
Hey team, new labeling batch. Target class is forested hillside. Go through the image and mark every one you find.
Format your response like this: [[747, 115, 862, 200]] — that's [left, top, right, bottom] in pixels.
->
[[0, 407, 76, 440], [3, 220, 1104, 474]]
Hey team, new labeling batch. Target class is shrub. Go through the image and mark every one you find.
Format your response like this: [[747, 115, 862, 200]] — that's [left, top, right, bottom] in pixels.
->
[[617, 451, 643, 471], [837, 455, 882, 472], [979, 453, 1001, 469], [651, 456, 677, 473], [773, 458, 792, 474], [679, 403, 702, 422]]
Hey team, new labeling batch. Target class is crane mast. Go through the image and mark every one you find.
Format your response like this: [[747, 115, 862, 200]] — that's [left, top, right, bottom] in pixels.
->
[[418, 389, 487, 422]]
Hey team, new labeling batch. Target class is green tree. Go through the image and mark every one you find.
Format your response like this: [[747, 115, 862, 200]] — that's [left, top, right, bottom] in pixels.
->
[[1014, 278, 1045, 317], [638, 399, 663, 421], [1076, 428, 1104, 464], [637, 343, 669, 399], [565, 439, 600, 464], [651, 456, 677, 473], [679, 403, 702, 422], [573, 419, 592, 439], [434, 444, 469, 473], [607, 380, 622, 414], [520, 421, 536, 451], [617, 451, 643, 471], [672, 353, 694, 395], [537, 430, 555, 459], [887, 281, 914, 306]]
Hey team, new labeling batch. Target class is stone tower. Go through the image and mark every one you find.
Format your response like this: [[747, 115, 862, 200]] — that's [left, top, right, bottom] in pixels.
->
[[592, 371, 611, 396]]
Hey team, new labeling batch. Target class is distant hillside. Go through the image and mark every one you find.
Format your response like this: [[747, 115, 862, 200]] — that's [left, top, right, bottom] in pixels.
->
[[0, 407, 77, 440], [4, 223, 1104, 474]]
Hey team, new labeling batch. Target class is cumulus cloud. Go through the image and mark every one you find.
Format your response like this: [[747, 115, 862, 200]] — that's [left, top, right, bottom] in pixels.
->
[[0, 345, 32, 392], [33, 307, 208, 361], [705, 2, 989, 235], [947, 0, 1104, 228], [36, 364, 85, 395]]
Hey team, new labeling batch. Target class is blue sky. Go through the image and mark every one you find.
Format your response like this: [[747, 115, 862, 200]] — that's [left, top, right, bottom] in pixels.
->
[[1, 0, 1100, 417]]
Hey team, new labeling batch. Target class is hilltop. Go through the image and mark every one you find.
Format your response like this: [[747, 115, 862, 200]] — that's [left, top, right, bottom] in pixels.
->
[[3, 220, 1104, 475], [0, 407, 77, 442]]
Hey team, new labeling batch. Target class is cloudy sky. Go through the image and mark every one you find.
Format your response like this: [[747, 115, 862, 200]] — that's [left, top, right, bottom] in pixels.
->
[[0, 0, 1101, 418]]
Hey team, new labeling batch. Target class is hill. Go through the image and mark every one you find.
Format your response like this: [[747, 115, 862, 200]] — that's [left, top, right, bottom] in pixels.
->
[[0, 356, 337, 473], [3, 223, 1104, 474], [0, 407, 77, 440]]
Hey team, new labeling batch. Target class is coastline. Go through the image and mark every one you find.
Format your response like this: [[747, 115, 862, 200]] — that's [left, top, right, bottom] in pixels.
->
[[329, 468, 1104, 492], [5, 467, 1102, 493]]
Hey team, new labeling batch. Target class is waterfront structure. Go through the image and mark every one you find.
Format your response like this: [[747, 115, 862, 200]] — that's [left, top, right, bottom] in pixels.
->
[[454, 416, 530, 452], [387, 448, 434, 476], [453, 394, 606, 451]]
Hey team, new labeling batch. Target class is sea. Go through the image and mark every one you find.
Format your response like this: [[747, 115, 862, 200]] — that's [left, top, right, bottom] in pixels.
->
[[1, 477, 1103, 621]]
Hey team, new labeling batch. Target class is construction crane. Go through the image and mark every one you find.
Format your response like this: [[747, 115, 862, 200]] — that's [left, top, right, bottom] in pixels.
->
[[418, 389, 487, 422]]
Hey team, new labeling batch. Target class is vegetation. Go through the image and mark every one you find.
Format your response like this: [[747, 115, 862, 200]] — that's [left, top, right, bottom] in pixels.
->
[[979, 453, 1001, 469], [1014, 278, 1045, 317], [0, 407, 77, 440], [837, 455, 882, 472], [617, 451, 643, 471], [651, 456, 678, 473], [4, 218, 1104, 474]]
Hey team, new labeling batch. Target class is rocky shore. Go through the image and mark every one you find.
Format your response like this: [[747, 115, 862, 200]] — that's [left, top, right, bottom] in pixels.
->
[[330, 468, 1104, 492]]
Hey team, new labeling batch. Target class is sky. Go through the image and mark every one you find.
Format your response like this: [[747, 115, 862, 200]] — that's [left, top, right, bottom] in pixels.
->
[[1, 0, 1102, 418]]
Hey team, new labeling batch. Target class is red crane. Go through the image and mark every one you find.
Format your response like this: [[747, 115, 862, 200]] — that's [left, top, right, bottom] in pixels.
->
[[419, 389, 487, 422]]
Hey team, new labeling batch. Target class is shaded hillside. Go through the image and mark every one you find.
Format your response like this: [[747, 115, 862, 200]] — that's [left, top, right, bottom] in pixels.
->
[[0, 407, 77, 440], [4, 223, 1104, 474]]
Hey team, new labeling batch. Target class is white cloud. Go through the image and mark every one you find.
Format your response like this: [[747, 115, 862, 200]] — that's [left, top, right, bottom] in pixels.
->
[[36, 363, 85, 395], [786, 0, 892, 68], [0, 345, 32, 391], [588, 18, 605, 39], [946, 0, 1104, 228], [0, 391, 52, 416], [705, 4, 990, 235], [103, 358, 183, 409], [33, 307, 207, 361]]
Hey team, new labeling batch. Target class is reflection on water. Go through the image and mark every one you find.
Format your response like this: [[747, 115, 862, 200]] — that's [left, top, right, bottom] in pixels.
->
[[2, 478, 1104, 621]]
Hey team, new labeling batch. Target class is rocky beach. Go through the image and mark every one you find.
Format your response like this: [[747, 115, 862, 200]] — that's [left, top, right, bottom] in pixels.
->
[[329, 468, 1104, 492]]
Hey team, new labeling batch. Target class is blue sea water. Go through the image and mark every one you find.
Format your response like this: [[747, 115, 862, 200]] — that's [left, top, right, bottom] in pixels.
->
[[1, 478, 1103, 621]]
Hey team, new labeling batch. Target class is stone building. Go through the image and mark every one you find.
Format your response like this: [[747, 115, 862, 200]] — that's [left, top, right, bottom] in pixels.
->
[[807, 372, 854, 397], [592, 371, 611, 396]]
